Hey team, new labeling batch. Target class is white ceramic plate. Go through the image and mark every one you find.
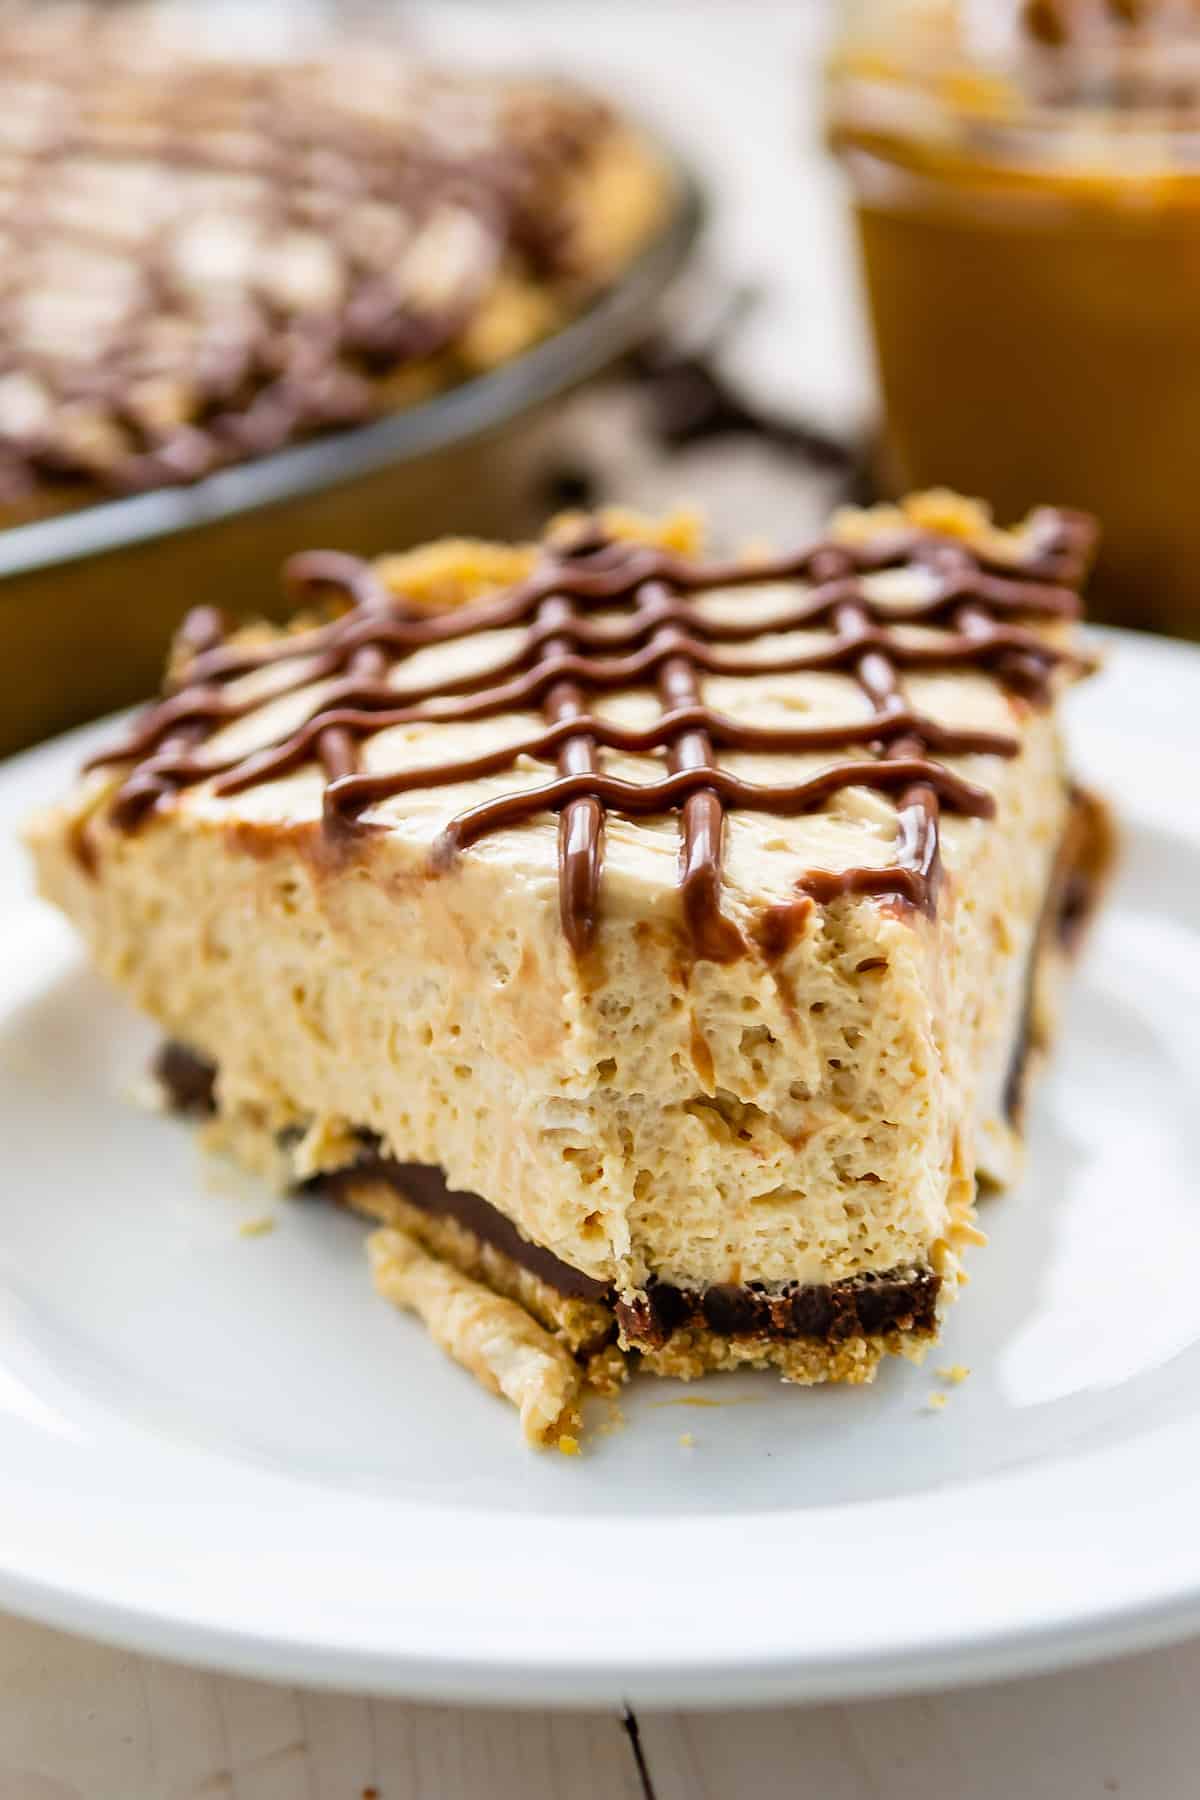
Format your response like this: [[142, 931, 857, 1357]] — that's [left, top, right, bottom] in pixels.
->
[[1, 628, 1198, 1707]]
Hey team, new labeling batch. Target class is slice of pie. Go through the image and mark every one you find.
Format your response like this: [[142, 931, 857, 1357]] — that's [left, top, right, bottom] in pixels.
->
[[27, 490, 1110, 1447]]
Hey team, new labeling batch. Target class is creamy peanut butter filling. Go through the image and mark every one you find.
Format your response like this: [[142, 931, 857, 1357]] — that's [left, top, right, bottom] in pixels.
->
[[28, 497, 1100, 1326]]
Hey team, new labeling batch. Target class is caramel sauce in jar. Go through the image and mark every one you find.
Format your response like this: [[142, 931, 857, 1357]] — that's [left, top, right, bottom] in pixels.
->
[[828, 0, 1200, 631]]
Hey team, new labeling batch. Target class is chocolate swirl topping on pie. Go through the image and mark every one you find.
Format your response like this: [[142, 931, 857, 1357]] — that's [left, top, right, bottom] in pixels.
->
[[86, 507, 1095, 959]]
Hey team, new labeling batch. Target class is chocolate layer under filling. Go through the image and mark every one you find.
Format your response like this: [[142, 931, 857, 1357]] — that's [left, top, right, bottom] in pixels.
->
[[151, 1041, 940, 1348], [155, 1040, 218, 1116], [613, 1267, 939, 1350], [321, 1154, 612, 1304], [327, 1154, 940, 1346]]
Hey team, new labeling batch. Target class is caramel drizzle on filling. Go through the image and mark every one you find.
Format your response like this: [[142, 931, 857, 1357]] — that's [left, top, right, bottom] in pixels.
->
[[86, 508, 1095, 958]]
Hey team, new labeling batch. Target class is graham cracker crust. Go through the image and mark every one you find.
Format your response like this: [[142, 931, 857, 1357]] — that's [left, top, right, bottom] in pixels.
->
[[338, 1175, 623, 1385]]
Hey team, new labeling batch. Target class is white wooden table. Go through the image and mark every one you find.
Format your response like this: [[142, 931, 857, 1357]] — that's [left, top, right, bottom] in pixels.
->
[[7, 5, 1196, 1795], [4, 1614, 1200, 1798]]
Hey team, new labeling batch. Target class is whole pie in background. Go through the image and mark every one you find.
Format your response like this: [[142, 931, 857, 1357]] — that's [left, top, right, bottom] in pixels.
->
[[0, 5, 669, 521]]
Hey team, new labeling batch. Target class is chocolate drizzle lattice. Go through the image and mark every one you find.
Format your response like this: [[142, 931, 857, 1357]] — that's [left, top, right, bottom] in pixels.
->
[[88, 507, 1095, 959]]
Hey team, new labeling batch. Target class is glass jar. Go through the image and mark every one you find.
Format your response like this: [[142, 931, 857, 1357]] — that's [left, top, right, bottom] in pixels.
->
[[827, 0, 1200, 633]]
